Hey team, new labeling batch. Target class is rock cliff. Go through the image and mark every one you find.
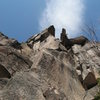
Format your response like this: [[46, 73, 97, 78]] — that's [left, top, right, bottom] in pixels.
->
[[0, 26, 100, 100]]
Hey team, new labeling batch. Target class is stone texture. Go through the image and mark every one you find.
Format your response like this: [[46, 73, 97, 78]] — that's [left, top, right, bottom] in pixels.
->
[[21, 43, 32, 56], [72, 43, 100, 90], [0, 78, 9, 90], [0, 64, 11, 78], [60, 29, 88, 50], [0, 26, 99, 100], [70, 36, 89, 46], [0, 72, 45, 100], [0, 32, 22, 50], [30, 49, 86, 100], [83, 72, 97, 89], [26, 25, 55, 49], [60, 28, 71, 49], [0, 46, 32, 77]]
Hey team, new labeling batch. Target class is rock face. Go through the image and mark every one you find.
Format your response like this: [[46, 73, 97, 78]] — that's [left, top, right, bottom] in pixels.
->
[[0, 26, 100, 100], [60, 28, 71, 49], [0, 32, 22, 50], [26, 25, 55, 49], [0, 46, 32, 77]]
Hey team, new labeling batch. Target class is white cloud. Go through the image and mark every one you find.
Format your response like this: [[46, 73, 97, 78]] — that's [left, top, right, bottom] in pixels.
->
[[39, 0, 85, 38]]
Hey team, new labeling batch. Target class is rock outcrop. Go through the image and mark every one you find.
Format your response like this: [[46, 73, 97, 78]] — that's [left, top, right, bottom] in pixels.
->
[[0, 26, 100, 100], [70, 36, 89, 46], [60, 29, 88, 49], [0, 32, 22, 50], [26, 25, 55, 49], [60, 28, 71, 49]]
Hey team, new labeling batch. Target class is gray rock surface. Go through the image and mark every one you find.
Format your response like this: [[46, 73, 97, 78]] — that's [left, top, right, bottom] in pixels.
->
[[72, 43, 100, 89], [0, 46, 32, 77], [0, 32, 22, 50], [0, 26, 99, 100]]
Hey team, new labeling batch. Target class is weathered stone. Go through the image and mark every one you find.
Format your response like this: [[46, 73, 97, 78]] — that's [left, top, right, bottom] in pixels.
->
[[60, 28, 71, 49], [0, 78, 9, 90], [0, 72, 45, 100], [86, 85, 99, 98], [0, 26, 99, 100], [43, 87, 67, 100], [70, 36, 89, 46], [0, 32, 22, 50], [72, 42, 100, 92], [0, 46, 32, 76], [0, 64, 11, 79], [26, 25, 55, 49], [21, 43, 32, 56], [48, 25, 55, 36], [83, 72, 97, 90], [30, 49, 85, 100], [72, 44, 82, 54], [60, 29, 88, 50]]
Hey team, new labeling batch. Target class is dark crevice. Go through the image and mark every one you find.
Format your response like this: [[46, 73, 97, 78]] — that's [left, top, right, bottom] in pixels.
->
[[0, 64, 11, 79]]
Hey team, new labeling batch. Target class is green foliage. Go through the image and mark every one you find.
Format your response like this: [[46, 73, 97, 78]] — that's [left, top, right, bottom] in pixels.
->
[[94, 78, 100, 100], [97, 78, 100, 86], [94, 92, 100, 100]]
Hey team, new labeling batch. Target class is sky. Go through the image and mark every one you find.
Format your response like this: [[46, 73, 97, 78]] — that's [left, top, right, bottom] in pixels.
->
[[0, 0, 100, 42]]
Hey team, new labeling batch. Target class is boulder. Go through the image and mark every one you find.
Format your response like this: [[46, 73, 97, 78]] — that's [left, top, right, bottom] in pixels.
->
[[83, 72, 97, 90]]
